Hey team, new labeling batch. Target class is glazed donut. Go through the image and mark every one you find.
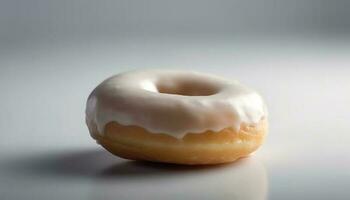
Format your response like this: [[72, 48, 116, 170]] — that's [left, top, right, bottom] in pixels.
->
[[86, 70, 268, 165]]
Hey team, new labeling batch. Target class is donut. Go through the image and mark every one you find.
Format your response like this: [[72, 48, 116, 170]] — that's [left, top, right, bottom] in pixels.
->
[[86, 70, 268, 165]]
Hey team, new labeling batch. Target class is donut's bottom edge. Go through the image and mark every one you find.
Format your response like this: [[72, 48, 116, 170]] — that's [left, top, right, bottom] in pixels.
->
[[92, 120, 267, 165]]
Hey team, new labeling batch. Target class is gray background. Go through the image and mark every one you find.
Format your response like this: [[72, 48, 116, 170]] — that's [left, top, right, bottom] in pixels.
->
[[1, 0, 350, 47], [0, 1, 349, 200]]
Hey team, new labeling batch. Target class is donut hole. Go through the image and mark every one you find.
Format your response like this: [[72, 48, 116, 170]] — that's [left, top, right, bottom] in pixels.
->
[[156, 79, 220, 96]]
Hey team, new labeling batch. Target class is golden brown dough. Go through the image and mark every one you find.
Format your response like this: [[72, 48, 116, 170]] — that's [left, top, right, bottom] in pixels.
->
[[91, 119, 267, 165]]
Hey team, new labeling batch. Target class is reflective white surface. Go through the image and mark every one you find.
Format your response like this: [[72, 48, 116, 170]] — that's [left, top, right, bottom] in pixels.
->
[[0, 38, 350, 200]]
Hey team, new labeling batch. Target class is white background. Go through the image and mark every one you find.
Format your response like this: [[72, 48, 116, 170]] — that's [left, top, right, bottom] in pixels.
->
[[1, 1, 350, 200]]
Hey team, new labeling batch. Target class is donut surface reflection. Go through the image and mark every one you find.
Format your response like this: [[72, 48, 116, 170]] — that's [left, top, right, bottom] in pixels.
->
[[89, 157, 268, 200]]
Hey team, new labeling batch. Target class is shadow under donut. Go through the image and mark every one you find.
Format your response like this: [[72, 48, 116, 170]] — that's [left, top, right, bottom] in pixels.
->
[[91, 156, 268, 200], [2, 148, 118, 180], [3, 148, 268, 200]]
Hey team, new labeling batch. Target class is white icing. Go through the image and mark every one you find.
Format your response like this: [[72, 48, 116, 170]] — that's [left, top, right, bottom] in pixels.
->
[[86, 70, 267, 138]]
